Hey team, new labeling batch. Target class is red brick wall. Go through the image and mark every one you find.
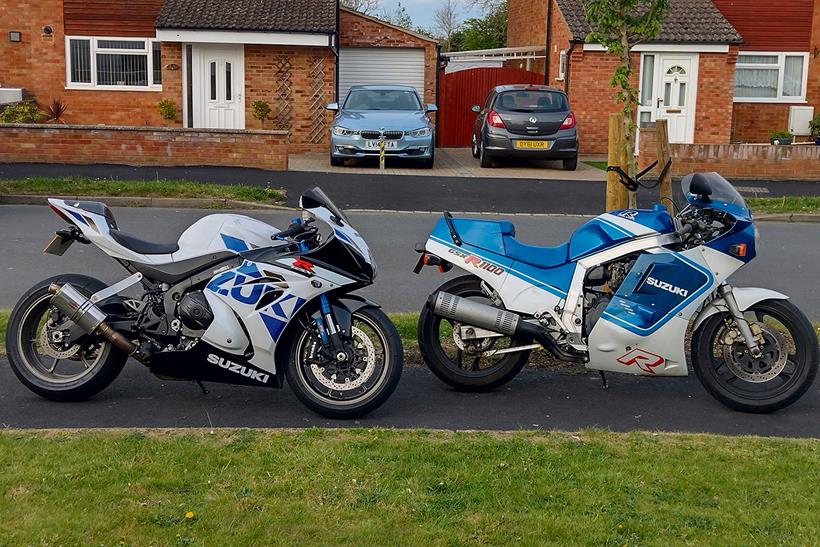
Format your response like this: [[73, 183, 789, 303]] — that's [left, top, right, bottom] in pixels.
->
[[1, 0, 179, 126], [693, 49, 737, 145], [245, 45, 334, 151], [0, 124, 289, 170], [808, 0, 820, 123], [639, 127, 820, 180], [732, 103, 791, 143], [506, 0, 548, 73], [339, 9, 438, 105]]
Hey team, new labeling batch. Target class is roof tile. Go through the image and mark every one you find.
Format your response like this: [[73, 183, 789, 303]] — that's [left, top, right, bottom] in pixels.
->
[[156, 0, 336, 34]]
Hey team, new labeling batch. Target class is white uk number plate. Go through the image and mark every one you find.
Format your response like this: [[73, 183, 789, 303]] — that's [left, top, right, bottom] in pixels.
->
[[364, 140, 398, 150]]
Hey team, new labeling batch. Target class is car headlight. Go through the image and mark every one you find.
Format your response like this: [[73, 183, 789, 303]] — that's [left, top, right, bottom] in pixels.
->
[[408, 127, 431, 138], [332, 126, 359, 137]]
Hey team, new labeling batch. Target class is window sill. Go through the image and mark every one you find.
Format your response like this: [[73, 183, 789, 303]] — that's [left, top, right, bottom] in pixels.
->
[[65, 85, 163, 92], [733, 98, 806, 104]]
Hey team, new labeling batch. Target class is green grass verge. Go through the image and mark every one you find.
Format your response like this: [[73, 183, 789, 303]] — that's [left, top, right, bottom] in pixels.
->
[[0, 309, 7, 354], [582, 160, 608, 170], [0, 177, 285, 205], [747, 196, 820, 215], [0, 429, 817, 544]]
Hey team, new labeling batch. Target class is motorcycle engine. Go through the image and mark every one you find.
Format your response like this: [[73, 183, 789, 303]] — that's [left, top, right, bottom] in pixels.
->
[[178, 291, 214, 331]]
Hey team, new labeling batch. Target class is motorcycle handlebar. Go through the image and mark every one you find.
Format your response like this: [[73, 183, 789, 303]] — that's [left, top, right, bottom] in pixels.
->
[[273, 222, 307, 240]]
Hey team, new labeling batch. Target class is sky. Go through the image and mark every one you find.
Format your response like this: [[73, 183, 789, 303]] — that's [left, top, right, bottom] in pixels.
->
[[378, 0, 482, 31]]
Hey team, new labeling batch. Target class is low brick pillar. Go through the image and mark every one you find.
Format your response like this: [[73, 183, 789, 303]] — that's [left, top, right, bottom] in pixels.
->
[[639, 127, 820, 180], [0, 124, 289, 171]]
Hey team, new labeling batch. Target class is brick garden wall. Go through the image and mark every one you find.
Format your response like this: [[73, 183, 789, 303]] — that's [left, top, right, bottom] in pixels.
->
[[639, 127, 820, 180], [732, 103, 792, 143], [0, 124, 289, 170]]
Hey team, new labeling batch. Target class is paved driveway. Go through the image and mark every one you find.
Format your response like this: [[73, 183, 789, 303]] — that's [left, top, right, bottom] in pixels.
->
[[289, 148, 606, 181]]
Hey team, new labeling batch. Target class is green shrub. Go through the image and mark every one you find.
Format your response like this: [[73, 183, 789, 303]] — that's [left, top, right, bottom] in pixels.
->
[[0, 102, 43, 124], [769, 130, 793, 140], [809, 114, 820, 137], [157, 98, 177, 121], [252, 100, 271, 124]]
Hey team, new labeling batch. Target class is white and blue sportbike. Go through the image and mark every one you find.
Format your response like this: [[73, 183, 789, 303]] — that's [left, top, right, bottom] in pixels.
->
[[6, 188, 402, 418], [415, 164, 818, 412]]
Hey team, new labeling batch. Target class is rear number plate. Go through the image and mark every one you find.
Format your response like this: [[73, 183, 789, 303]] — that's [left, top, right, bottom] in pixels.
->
[[515, 140, 551, 150], [365, 140, 398, 150], [43, 234, 74, 256]]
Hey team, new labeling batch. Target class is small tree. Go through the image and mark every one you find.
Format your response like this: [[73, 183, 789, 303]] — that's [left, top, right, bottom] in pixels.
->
[[157, 99, 177, 123], [252, 100, 272, 127], [380, 1, 414, 28], [341, 0, 381, 14], [583, 0, 669, 206], [434, 0, 461, 52]]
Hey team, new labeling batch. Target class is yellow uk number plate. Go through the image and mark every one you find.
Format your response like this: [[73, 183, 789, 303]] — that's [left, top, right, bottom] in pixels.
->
[[515, 140, 551, 150]]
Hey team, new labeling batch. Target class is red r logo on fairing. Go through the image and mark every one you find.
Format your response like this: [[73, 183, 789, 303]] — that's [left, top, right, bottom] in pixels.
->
[[617, 349, 665, 374]]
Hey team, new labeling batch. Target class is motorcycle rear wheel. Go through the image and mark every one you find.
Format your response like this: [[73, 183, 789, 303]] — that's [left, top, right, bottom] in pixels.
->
[[418, 275, 532, 391], [692, 299, 818, 413], [6, 275, 128, 401]]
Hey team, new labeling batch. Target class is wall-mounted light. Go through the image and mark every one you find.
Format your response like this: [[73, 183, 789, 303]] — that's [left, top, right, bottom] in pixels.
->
[[42, 26, 53, 36], [8, 31, 21, 43]]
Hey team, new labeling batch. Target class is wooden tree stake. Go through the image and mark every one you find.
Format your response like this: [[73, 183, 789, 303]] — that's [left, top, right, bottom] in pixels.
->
[[655, 118, 674, 214]]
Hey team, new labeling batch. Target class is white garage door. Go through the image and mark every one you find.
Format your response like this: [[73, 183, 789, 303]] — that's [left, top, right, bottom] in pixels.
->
[[338, 48, 426, 105]]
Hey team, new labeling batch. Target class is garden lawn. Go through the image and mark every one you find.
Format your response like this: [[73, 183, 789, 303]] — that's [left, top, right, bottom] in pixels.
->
[[746, 196, 820, 215], [0, 429, 817, 545], [0, 177, 285, 205]]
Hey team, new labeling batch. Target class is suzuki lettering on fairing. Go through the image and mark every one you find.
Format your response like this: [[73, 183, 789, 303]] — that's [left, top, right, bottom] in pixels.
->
[[207, 353, 270, 384]]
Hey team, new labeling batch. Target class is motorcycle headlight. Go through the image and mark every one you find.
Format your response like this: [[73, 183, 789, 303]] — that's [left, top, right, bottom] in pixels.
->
[[409, 127, 431, 138], [332, 126, 359, 137]]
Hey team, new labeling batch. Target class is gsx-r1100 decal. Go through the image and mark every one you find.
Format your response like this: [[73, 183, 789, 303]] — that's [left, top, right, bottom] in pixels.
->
[[414, 163, 818, 413], [6, 188, 402, 418]]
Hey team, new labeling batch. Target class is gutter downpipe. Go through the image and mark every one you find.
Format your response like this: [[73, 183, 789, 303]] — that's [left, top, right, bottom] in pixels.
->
[[544, 0, 552, 84], [564, 39, 582, 95]]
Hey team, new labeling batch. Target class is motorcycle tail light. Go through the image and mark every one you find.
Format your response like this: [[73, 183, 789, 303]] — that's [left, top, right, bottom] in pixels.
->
[[487, 109, 505, 128], [49, 204, 72, 224]]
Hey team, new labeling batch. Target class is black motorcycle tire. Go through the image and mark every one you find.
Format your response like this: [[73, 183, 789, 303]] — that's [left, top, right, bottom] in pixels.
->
[[692, 299, 818, 413], [418, 275, 531, 391], [6, 275, 128, 402]]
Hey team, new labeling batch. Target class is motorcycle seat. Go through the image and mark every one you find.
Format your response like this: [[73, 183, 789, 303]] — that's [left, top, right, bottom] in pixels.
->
[[109, 229, 180, 255], [503, 236, 569, 269]]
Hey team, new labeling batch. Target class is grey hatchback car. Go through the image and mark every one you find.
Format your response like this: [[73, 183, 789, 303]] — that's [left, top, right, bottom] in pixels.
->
[[471, 85, 579, 170]]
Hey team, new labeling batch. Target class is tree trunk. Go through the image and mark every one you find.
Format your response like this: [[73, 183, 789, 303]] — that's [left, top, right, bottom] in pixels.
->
[[620, 28, 637, 208]]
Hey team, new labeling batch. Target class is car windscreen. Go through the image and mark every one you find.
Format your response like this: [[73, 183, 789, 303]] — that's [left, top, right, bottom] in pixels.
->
[[343, 89, 422, 111], [494, 90, 568, 113]]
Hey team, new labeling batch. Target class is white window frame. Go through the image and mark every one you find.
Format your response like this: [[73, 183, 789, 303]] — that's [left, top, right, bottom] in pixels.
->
[[65, 36, 163, 91], [733, 51, 808, 103], [556, 50, 567, 81]]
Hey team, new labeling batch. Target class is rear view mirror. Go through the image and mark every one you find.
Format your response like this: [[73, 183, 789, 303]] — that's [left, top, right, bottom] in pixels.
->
[[471, 105, 481, 113], [426, 104, 438, 112], [325, 102, 339, 111]]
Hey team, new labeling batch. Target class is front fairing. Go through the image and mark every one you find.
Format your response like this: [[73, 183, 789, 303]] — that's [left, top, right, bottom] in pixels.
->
[[681, 172, 752, 221]]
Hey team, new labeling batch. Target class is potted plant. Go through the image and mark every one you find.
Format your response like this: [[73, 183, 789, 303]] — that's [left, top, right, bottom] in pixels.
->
[[252, 100, 271, 128], [157, 99, 177, 126], [809, 114, 820, 146], [42, 98, 68, 124], [769, 130, 793, 146]]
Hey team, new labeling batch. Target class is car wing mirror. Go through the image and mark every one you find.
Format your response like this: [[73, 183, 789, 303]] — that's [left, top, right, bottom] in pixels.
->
[[426, 104, 438, 112], [325, 102, 339, 111], [471, 105, 481, 113]]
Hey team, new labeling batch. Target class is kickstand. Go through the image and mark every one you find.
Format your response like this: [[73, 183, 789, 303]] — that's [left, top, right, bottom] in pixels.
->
[[195, 380, 209, 395], [598, 371, 608, 389]]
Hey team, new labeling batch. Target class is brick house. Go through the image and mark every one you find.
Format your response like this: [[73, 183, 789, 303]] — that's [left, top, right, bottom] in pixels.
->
[[507, 0, 819, 154], [1, 0, 438, 151]]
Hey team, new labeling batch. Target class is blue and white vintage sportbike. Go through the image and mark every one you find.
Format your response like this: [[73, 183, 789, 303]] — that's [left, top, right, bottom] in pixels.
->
[[414, 164, 818, 412], [5, 188, 402, 418]]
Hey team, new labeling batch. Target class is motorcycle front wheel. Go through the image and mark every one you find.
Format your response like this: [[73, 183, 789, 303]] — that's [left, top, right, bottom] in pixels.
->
[[692, 299, 818, 413], [286, 306, 403, 419]]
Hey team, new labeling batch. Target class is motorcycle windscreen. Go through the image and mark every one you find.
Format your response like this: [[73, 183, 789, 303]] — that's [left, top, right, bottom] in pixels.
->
[[602, 252, 712, 336]]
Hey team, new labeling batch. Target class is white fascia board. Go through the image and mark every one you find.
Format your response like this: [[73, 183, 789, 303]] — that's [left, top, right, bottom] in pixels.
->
[[156, 29, 331, 47], [583, 43, 730, 53]]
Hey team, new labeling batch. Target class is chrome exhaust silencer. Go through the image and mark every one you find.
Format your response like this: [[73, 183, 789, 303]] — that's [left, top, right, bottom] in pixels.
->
[[48, 283, 140, 358], [431, 291, 520, 336]]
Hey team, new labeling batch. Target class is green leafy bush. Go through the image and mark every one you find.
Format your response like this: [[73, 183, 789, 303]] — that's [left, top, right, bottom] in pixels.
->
[[157, 99, 177, 121], [0, 102, 43, 124], [252, 100, 271, 124], [809, 114, 820, 137], [769, 130, 793, 140]]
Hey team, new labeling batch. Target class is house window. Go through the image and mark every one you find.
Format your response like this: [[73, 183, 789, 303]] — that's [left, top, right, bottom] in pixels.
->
[[556, 50, 567, 81], [733, 52, 808, 102], [65, 36, 162, 90]]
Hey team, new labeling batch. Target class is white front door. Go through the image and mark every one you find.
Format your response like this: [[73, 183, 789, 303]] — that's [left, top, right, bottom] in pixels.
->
[[637, 53, 698, 145], [192, 44, 244, 129]]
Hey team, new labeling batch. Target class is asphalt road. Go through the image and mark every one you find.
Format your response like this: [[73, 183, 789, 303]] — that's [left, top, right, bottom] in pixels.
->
[[0, 358, 817, 436], [2, 162, 818, 214], [1, 205, 819, 318]]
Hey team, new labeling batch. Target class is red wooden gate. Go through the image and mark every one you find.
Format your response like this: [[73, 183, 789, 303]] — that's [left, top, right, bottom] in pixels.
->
[[438, 67, 544, 148]]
